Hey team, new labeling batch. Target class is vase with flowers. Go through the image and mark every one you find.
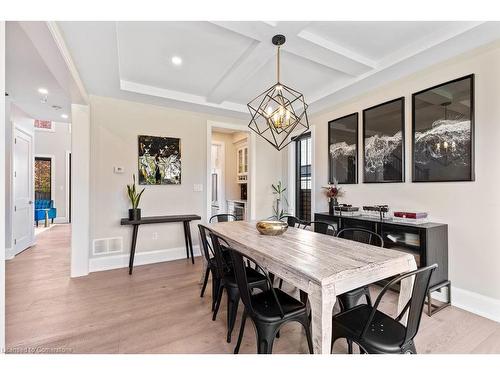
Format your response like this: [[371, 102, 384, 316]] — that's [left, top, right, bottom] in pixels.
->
[[322, 179, 344, 215]]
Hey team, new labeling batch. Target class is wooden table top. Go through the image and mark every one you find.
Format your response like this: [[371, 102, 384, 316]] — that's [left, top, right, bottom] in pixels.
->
[[207, 220, 413, 286]]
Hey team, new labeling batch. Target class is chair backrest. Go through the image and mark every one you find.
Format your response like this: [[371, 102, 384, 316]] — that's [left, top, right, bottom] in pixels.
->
[[336, 227, 384, 247], [209, 214, 237, 223], [198, 224, 214, 262], [402, 264, 437, 342], [303, 221, 336, 236], [226, 247, 283, 319], [208, 232, 233, 279], [361, 264, 437, 345], [280, 215, 302, 228], [35, 200, 53, 209]]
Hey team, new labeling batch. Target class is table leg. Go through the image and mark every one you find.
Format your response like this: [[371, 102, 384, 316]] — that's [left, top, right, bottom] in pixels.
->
[[308, 283, 336, 354], [183, 221, 190, 260], [185, 221, 195, 264], [128, 224, 139, 275], [397, 257, 418, 324]]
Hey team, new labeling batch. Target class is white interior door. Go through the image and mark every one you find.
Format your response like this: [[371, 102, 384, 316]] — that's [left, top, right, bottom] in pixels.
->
[[13, 127, 34, 255]]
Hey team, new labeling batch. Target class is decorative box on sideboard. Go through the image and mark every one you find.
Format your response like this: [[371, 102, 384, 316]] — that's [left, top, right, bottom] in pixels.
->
[[314, 212, 450, 316]]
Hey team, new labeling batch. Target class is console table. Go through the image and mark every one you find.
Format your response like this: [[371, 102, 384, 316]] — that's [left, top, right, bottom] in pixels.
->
[[120, 214, 201, 274], [314, 212, 450, 316]]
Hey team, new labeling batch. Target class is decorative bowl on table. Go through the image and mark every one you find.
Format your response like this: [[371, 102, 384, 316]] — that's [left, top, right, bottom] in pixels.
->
[[256, 220, 288, 236]]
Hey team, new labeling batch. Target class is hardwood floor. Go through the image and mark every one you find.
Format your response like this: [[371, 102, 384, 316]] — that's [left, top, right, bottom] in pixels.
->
[[6, 224, 500, 354]]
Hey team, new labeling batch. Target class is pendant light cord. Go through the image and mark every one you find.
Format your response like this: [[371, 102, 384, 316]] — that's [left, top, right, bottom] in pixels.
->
[[277, 46, 281, 83]]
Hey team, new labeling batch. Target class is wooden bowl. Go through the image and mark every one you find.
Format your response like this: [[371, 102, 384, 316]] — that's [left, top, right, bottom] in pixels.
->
[[256, 220, 288, 236]]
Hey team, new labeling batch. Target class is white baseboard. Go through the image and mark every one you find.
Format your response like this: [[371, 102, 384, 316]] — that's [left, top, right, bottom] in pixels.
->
[[451, 286, 500, 323], [430, 284, 500, 323], [5, 248, 14, 260], [89, 245, 201, 273]]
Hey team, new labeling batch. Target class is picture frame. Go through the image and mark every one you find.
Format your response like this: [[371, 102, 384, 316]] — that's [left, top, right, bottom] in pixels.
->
[[328, 113, 358, 184], [412, 74, 475, 182], [362, 97, 405, 183], [137, 135, 182, 185]]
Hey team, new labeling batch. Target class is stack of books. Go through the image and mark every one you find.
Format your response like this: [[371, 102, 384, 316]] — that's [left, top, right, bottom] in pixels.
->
[[333, 205, 360, 216], [392, 211, 429, 224]]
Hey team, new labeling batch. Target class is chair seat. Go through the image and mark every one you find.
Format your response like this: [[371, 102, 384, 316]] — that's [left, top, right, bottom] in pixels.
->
[[333, 304, 406, 353], [224, 266, 267, 288], [251, 288, 306, 322]]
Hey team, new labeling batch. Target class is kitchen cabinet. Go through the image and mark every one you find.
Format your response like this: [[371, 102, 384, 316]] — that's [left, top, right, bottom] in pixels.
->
[[236, 145, 248, 183]]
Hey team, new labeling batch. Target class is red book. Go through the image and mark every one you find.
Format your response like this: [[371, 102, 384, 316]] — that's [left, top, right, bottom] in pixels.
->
[[393, 211, 428, 219]]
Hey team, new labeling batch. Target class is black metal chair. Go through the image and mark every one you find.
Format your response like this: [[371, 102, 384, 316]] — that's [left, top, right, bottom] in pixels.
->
[[336, 228, 385, 311], [209, 214, 237, 223], [331, 264, 437, 354], [198, 225, 220, 311], [302, 221, 336, 236], [210, 232, 268, 343], [280, 215, 303, 228], [228, 247, 313, 354]]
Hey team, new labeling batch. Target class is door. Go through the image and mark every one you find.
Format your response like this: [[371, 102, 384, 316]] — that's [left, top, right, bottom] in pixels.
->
[[295, 132, 312, 222], [13, 128, 35, 255]]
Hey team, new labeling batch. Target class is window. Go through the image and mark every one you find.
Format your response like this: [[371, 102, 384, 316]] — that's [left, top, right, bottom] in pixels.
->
[[35, 157, 52, 200], [295, 133, 312, 222]]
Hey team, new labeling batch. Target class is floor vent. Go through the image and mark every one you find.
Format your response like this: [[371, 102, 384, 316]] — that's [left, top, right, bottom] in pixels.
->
[[92, 237, 123, 255]]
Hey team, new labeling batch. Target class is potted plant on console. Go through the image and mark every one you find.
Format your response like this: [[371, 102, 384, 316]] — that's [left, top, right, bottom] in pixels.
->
[[127, 174, 145, 221], [322, 179, 344, 215]]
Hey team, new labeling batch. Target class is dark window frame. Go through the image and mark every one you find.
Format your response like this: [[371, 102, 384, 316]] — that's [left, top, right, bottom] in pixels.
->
[[294, 132, 312, 222]]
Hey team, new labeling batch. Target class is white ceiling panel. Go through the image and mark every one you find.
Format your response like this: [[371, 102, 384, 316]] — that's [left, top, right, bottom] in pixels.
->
[[54, 21, 500, 118], [116, 22, 255, 97], [304, 21, 454, 61], [229, 50, 351, 104]]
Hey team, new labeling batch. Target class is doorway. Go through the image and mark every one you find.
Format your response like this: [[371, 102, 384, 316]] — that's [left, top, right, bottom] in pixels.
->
[[12, 127, 35, 255], [207, 121, 255, 222]]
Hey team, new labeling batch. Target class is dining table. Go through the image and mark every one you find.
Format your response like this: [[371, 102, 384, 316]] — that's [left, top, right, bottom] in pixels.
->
[[205, 220, 417, 354]]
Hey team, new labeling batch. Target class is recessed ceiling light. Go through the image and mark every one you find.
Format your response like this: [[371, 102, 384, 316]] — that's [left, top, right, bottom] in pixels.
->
[[38, 88, 49, 95], [61, 114, 69, 119], [171, 56, 183, 66]]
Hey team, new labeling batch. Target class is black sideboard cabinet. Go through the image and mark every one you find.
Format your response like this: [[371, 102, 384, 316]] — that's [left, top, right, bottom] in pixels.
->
[[314, 212, 451, 316]]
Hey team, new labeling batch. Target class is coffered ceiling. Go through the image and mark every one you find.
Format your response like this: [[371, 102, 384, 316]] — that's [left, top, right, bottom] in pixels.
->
[[57, 21, 500, 118]]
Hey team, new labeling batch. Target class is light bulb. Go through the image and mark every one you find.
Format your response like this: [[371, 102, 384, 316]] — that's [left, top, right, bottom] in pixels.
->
[[443, 141, 449, 149], [266, 106, 273, 116]]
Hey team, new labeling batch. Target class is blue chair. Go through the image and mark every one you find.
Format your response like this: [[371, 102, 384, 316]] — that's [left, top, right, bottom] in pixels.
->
[[34, 200, 57, 226]]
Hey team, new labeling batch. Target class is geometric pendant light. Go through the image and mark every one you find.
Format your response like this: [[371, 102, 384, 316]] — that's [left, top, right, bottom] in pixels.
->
[[247, 34, 310, 151]]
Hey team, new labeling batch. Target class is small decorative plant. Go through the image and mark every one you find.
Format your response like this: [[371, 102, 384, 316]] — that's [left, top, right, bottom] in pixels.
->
[[127, 174, 145, 220], [322, 179, 344, 213], [271, 180, 289, 220]]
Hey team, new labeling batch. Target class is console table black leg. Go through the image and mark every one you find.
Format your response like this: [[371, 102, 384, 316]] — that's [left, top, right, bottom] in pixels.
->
[[185, 221, 195, 264], [129, 224, 139, 275], [183, 221, 190, 260]]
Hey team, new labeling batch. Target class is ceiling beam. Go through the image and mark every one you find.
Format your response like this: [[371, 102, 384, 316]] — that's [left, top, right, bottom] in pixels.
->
[[297, 29, 377, 69]]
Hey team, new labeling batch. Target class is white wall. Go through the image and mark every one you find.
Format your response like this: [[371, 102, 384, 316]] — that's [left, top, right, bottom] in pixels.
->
[[88, 96, 282, 271], [1, 19, 6, 352], [289, 42, 500, 318], [34, 122, 71, 221]]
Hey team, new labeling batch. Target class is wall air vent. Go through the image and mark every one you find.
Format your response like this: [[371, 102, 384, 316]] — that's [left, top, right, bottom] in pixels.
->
[[92, 237, 123, 255]]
